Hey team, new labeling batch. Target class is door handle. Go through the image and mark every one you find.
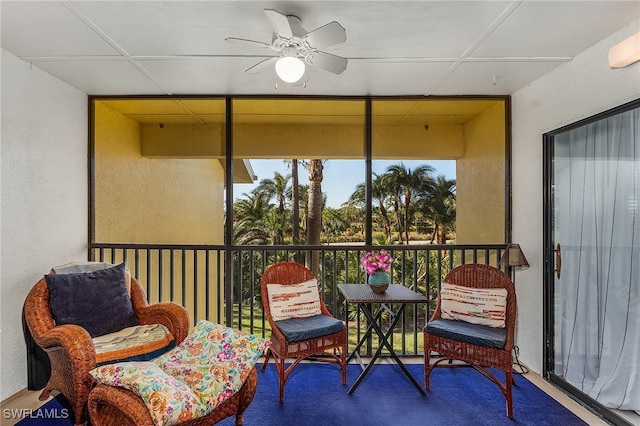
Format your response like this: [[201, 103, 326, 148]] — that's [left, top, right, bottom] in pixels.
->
[[555, 243, 562, 279]]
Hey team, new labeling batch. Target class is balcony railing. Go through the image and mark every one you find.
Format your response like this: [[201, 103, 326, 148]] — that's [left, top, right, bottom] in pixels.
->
[[91, 243, 506, 357]]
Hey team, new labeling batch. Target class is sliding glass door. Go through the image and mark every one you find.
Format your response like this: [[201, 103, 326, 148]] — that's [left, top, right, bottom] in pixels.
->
[[544, 100, 640, 421]]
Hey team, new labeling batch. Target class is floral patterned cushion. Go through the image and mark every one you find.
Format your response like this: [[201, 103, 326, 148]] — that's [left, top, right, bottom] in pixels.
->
[[91, 320, 269, 426], [90, 361, 207, 425], [154, 320, 269, 409]]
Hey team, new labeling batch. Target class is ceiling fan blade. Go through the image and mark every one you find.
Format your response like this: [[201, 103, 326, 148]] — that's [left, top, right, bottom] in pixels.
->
[[245, 57, 277, 75], [302, 21, 346, 48], [307, 51, 348, 74], [264, 9, 293, 39], [225, 37, 271, 49]]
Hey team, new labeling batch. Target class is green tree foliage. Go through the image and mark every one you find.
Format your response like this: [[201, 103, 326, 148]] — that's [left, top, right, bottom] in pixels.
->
[[382, 163, 436, 244], [233, 161, 455, 247]]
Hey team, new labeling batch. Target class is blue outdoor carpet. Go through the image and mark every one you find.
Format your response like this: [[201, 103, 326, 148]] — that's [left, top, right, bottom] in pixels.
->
[[19, 363, 588, 426], [220, 363, 587, 426]]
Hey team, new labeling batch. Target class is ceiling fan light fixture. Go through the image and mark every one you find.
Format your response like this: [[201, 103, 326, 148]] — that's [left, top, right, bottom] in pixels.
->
[[228, 9, 347, 83], [275, 56, 305, 83]]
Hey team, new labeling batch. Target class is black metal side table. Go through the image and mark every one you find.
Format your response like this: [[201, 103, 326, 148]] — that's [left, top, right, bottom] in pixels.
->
[[337, 283, 428, 395]]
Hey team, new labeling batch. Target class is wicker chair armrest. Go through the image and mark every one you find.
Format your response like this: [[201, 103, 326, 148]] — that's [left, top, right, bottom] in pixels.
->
[[38, 324, 96, 368], [136, 302, 190, 344]]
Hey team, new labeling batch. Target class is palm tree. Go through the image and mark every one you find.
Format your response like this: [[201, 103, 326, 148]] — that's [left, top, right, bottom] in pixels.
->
[[345, 186, 366, 237], [255, 172, 290, 244], [263, 209, 289, 245], [290, 160, 300, 241], [423, 175, 456, 244], [306, 159, 324, 275], [234, 191, 269, 223], [231, 217, 268, 245], [232, 191, 273, 244], [383, 163, 435, 244], [372, 174, 394, 240], [297, 184, 309, 240], [381, 170, 405, 244], [256, 172, 290, 215], [349, 173, 393, 240]]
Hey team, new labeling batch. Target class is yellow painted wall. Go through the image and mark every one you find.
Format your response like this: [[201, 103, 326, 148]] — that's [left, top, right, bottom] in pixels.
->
[[141, 123, 224, 158], [372, 124, 464, 159], [456, 101, 506, 247], [95, 102, 224, 245], [94, 101, 225, 322], [234, 123, 464, 159]]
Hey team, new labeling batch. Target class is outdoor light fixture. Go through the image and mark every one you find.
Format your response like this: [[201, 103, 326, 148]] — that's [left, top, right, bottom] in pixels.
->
[[609, 32, 640, 68], [275, 48, 306, 83], [499, 243, 529, 283]]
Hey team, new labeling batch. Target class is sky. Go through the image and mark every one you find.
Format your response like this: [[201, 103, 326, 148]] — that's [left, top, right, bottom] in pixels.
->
[[234, 159, 456, 208]]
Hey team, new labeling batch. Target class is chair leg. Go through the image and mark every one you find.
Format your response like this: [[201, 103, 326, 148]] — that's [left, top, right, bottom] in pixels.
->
[[505, 370, 514, 419], [275, 355, 286, 403], [340, 345, 347, 385], [38, 387, 52, 401], [424, 349, 431, 389], [261, 348, 271, 372], [43, 381, 88, 426]]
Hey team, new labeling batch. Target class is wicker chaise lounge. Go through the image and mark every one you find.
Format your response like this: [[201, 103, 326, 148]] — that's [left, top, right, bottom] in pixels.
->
[[87, 367, 258, 426]]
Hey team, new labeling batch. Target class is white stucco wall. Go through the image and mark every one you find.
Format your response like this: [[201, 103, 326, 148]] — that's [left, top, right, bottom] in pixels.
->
[[0, 48, 88, 400], [511, 20, 640, 375]]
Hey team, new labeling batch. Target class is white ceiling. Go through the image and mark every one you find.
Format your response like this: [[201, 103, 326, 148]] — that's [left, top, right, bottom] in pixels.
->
[[1, 1, 638, 97]]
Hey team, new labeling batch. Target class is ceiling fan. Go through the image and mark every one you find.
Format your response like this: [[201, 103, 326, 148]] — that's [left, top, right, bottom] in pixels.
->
[[225, 9, 348, 86]]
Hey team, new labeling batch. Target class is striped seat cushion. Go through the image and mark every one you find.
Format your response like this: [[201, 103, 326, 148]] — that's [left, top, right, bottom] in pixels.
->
[[94, 323, 176, 366]]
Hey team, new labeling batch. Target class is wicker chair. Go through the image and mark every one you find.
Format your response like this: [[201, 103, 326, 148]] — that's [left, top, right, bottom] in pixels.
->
[[260, 262, 347, 402], [88, 367, 258, 426], [23, 273, 190, 426], [424, 263, 517, 418]]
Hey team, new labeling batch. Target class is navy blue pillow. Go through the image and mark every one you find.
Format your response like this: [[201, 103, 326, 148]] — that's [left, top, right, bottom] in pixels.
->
[[45, 263, 138, 337]]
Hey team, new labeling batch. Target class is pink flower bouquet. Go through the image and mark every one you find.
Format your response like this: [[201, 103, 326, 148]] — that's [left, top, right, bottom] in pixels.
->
[[360, 250, 393, 275]]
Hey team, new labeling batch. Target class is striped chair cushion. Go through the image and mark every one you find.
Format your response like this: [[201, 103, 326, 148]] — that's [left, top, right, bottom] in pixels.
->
[[94, 323, 176, 366], [267, 279, 322, 321], [440, 282, 507, 328]]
